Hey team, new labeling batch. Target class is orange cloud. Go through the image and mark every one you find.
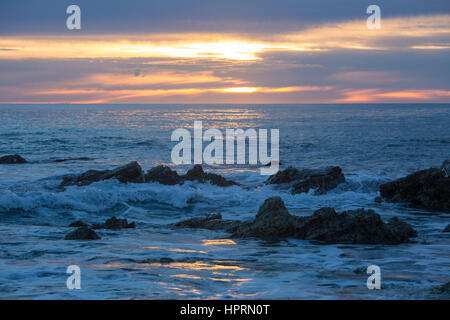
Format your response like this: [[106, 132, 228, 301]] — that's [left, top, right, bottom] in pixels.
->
[[335, 89, 450, 103]]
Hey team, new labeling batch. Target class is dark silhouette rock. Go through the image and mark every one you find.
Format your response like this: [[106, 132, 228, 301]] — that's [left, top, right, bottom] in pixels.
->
[[442, 160, 450, 177], [443, 224, 450, 232], [437, 281, 450, 294], [65, 227, 100, 240], [173, 213, 241, 233], [53, 157, 91, 163], [92, 216, 135, 230], [173, 197, 417, 244], [0, 154, 27, 164], [231, 197, 299, 239], [266, 166, 345, 194], [140, 257, 175, 264], [184, 165, 239, 187], [374, 196, 382, 203], [60, 161, 143, 188], [69, 220, 88, 227], [380, 164, 450, 212], [144, 165, 182, 185], [145, 164, 239, 187]]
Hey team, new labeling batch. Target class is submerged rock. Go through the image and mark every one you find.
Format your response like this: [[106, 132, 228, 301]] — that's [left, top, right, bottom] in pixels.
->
[[436, 281, 450, 294], [265, 166, 345, 194], [173, 197, 417, 244], [144, 165, 182, 185], [140, 257, 175, 264], [92, 216, 135, 230], [184, 165, 239, 187], [65, 227, 100, 240], [69, 220, 88, 227], [380, 161, 450, 212], [0, 154, 27, 164], [59, 161, 143, 188], [172, 213, 241, 233]]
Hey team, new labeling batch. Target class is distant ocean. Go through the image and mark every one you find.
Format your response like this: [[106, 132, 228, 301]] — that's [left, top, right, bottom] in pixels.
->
[[0, 104, 449, 299]]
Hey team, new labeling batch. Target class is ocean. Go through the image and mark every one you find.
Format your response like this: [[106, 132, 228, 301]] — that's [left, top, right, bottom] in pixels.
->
[[0, 103, 449, 299]]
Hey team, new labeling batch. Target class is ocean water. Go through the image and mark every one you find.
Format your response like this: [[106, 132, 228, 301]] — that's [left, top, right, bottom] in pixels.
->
[[0, 103, 449, 299]]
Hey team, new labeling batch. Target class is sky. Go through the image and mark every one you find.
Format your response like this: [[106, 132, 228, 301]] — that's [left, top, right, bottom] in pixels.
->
[[0, 0, 449, 104]]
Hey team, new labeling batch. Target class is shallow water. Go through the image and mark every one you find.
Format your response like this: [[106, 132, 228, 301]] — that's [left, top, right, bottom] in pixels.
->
[[0, 104, 449, 299]]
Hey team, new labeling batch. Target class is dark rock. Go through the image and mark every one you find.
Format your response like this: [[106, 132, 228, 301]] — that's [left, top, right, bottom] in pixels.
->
[[436, 281, 450, 294], [231, 197, 299, 239], [53, 157, 91, 163], [443, 224, 450, 232], [380, 166, 450, 212], [266, 166, 345, 194], [184, 165, 239, 187], [69, 220, 88, 227], [353, 267, 366, 274], [292, 208, 417, 244], [60, 161, 143, 188], [64, 227, 100, 240], [387, 217, 418, 241], [144, 165, 182, 185], [441, 160, 450, 177], [140, 257, 175, 264], [374, 196, 382, 203], [99, 161, 143, 184], [92, 216, 135, 230], [0, 154, 27, 164], [172, 213, 241, 233], [173, 197, 417, 245]]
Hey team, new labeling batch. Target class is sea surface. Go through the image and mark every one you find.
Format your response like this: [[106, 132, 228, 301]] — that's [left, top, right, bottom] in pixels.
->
[[0, 104, 449, 299]]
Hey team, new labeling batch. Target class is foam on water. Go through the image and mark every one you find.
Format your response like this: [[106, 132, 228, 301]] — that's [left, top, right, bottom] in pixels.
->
[[0, 104, 449, 299]]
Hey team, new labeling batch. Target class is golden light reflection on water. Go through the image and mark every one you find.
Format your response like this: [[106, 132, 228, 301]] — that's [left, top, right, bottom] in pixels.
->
[[141, 245, 208, 254], [202, 239, 236, 246]]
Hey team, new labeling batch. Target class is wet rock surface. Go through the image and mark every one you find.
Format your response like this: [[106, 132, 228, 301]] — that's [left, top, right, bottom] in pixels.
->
[[184, 165, 239, 187], [265, 166, 345, 194], [60, 163, 237, 188], [65, 227, 100, 240], [0, 154, 27, 164], [59, 161, 144, 188], [380, 161, 450, 212], [144, 165, 182, 185], [172, 197, 418, 244], [69, 220, 88, 227], [92, 216, 135, 230], [145, 164, 239, 187], [436, 281, 450, 294], [172, 213, 241, 233]]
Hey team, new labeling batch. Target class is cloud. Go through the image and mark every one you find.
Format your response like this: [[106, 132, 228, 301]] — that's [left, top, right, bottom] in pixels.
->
[[0, 14, 449, 103]]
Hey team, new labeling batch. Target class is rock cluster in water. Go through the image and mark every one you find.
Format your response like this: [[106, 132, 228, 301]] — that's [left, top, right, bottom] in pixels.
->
[[265, 166, 345, 194], [65, 227, 100, 240], [59, 162, 238, 189], [380, 160, 450, 212], [65, 216, 135, 240], [172, 197, 417, 244], [0, 154, 27, 164], [60, 161, 144, 188], [92, 216, 135, 230], [145, 164, 239, 187]]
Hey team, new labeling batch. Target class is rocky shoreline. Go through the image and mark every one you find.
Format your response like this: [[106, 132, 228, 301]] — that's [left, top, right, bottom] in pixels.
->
[[172, 197, 418, 245], [1, 154, 448, 244]]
